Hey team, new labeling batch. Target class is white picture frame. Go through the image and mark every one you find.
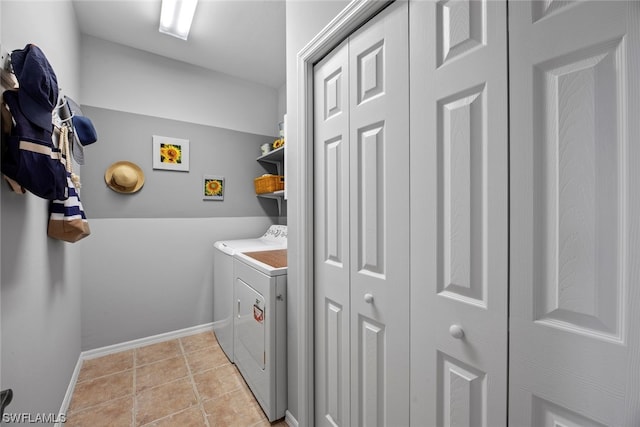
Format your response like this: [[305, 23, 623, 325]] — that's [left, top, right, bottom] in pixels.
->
[[152, 135, 190, 171], [203, 175, 225, 201]]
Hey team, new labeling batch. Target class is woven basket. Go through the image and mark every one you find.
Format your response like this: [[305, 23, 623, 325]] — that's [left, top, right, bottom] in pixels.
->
[[254, 175, 284, 194]]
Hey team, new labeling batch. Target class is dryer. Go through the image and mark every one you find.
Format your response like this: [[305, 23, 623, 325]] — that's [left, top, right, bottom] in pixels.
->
[[233, 249, 287, 422], [213, 225, 287, 362]]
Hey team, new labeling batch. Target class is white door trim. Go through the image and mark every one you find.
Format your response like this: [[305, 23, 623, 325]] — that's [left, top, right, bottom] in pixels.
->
[[293, 1, 392, 426]]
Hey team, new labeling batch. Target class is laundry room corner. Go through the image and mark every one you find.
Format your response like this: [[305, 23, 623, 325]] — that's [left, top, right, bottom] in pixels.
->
[[76, 35, 284, 351]]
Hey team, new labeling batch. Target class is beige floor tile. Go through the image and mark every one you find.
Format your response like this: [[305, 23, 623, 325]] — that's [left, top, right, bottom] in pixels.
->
[[235, 403, 268, 426], [193, 364, 244, 401], [136, 355, 189, 393], [68, 370, 133, 413], [135, 377, 198, 426], [208, 413, 266, 427], [180, 332, 217, 353], [136, 340, 182, 366], [185, 345, 230, 374], [250, 421, 287, 427], [141, 405, 207, 427], [67, 333, 277, 427], [65, 396, 133, 427], [231, 385, 262, 408], [78, 351, 134, 383], [203, 385, 267, 427]]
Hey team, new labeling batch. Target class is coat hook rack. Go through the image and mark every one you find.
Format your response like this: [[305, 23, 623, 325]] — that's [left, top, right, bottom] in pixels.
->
[[0, 44, 18, 89], [0, 389, 13, 419], [0, 44, 9, 70]]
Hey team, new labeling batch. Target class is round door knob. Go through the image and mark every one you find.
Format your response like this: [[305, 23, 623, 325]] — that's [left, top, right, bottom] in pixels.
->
[[364, 293, 374, 304], [449, 324, 465, 339]]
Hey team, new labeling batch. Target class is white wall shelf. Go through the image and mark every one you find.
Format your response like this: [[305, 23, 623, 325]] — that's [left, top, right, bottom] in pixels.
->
[[257, 146, 284, 175], [256, 146, 285, 215], [257, 190, 285, 215]]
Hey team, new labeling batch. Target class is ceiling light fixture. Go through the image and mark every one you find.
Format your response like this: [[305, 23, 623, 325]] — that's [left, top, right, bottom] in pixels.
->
[[159, 0, 198, 40]]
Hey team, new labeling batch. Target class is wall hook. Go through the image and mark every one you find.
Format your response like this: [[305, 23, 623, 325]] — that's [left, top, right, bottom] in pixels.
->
[[0, 389, 13, 419]]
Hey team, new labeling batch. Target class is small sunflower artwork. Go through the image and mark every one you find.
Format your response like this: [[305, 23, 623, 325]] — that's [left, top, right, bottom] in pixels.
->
[[203, 175, 224, 201], [160, 143, 181, 164], [152, 135, 190, 171]]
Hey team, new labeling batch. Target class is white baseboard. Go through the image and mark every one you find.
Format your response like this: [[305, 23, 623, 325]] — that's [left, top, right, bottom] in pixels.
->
[[81, 322, 214, 360], [54, 356, 83, 427], [285, 410, 298, 427], [57, 322, 215, 421]]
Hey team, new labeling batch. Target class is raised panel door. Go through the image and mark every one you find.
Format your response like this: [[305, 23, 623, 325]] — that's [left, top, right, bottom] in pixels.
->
[[409, 0, 509, 425], [509, 1, 640, 425], [314, 38, 351, 427], [348, 2, 410, 426], [314, 2, 410, 426]]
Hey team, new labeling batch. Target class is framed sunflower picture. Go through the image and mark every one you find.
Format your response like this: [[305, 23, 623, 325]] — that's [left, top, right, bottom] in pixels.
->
[[152, 135, 190, 171], [203, 175, 225, 201]]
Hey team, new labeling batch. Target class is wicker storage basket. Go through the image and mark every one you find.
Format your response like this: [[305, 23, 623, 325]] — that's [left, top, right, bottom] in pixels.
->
[[254, 174, 284, 194]]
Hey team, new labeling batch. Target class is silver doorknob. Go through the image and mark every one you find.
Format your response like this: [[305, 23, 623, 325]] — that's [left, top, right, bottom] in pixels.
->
[[364, 293, 374, 304], [449, 324, 465, 339]]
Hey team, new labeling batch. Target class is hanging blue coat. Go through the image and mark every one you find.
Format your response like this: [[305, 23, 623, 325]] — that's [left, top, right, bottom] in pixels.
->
[[1, 89, 68, 200]]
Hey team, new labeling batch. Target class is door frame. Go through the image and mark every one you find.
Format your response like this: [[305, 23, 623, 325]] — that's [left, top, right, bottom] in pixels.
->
[[293, 1, 392, 425]]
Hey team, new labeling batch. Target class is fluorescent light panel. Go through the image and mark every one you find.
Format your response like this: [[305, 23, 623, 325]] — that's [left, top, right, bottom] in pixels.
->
[[159, 0, 198, 40]]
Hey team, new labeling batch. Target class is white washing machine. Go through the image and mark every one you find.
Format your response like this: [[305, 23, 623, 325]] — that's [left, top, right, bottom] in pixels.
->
[[233, 249, 287, 422], [213, 225, 287, 362]]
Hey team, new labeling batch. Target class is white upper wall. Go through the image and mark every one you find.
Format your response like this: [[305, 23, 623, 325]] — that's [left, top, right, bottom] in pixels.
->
[[2, 1, 80, 98], [80, 35, 279, 136]]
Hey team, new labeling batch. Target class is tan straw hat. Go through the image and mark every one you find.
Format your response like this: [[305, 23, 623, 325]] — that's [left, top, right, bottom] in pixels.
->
[[105, 161, 144, 193]]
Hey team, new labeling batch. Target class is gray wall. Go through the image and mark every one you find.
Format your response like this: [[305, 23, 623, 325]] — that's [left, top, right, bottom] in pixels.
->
[[80, 216, 276, 350], [80, 106, 278, 218], [285, 1, 350, 422], [1, 1, 82, 423]]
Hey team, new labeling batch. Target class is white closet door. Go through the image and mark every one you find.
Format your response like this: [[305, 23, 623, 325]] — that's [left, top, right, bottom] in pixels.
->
[[409, 0, 509, 426], [348, 1, 410, 426], [509, 1, 640, 425], [314, 2, 410, 426], [314, 38, 351, 427]]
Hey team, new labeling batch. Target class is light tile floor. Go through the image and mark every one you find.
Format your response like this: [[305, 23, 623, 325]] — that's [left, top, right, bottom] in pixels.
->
[[65, 331, 287, 427]]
